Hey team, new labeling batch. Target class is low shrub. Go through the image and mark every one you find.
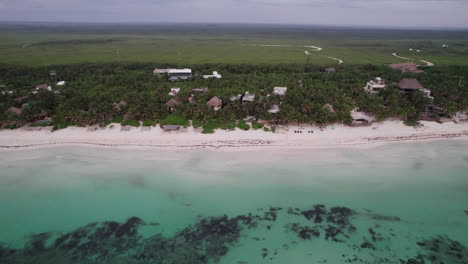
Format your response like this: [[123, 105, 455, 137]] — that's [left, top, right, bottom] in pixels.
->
[[111, 115, 124, 123], [237, 120, 250, 130], [252, 120, 264, 130], [142, 120, 157, 127], [121, 119, 140, 127]]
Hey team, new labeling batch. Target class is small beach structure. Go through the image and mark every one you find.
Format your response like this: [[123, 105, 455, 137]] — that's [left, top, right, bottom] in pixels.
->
[[364, 77, 386, 94], [268, 104, 280, 114], [162, 125, 180, 131], [168, 69, 192, 81], [242, 92, 255, 103], [350, 109, 374, 126], [36, 84, 52, 91], [7, 106, 22, 115], [273, 87, 288, 96], [325, 67, 336, 73], [389, 62, 423, 73], [1, 91, 13, 95], [203, 71, 222, 79], [165, 98, 182, 112], [191, 88, 209, 96], [229, 94, 242, 102], [168, 87, 180, 97], [206, 96, 222, 111], [323, 103, 335, 113], [113, 101, 128, 111]]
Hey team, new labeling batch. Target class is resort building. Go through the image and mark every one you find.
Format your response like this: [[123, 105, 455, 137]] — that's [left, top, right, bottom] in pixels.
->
[[203, 71, 222, 79], [268, 104, 280, 114], [350, 108, 375, 126], [323, 103, 335, 113], [191, 88, 209, 96], [168, 88, 180, 97], [242, 92, 255, 103], [273, 87, 288, 96], [168, 69, 192, 81], [165, 98, 182, 112], [229, 94, 242, 102], [153, 69, 172, 76], [397, 78, 433, 100], [364, 77, 386, 94], [154, 68, 193, 81], [7, 106, 22, 116], [36, 84, 52, 91], [206, 96, 223, 111]]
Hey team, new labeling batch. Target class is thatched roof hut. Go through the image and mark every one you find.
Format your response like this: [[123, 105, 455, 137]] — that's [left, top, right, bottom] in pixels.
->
[[7, 106, 22, 115], [206, 96, 222, 111]]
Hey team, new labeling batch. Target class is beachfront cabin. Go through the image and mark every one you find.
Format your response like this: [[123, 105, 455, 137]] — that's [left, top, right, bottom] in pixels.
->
[[389, 62, 423, 73], [7, 106, 22, 116], [325, 67, 336, 73], [1, 91, 13, 95], [229, 94, 242, 102], [242, 92, 255, 104], [168, 88, 180, 97], [323, 103, 335, 114], [113, 101, 128, 111], [162, 125, 180, 131], [206, 96, 223, 111], [165, 98, 182, 112], [36, 84, 52, 91], [268, 104, 280, 114], [203, 71, 222, 79], [190, 88, 209, 98], [56, 81, 66, 86], [168, 69, 192, 82], [398, 78, 425, 94], [273, 87, 288, 96], [350, 109, 374, 126], [364, 77, 386, 94]]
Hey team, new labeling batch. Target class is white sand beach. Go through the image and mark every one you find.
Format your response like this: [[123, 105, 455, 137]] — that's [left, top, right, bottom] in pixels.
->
[[1, 121, 468, 151]]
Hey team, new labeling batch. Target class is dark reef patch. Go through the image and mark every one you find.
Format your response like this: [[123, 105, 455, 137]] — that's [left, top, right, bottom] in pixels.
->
[[0, 205, 466, 264]]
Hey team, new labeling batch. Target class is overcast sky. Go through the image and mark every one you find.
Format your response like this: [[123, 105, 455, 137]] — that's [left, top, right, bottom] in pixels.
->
[[0, 0, 467, 28]]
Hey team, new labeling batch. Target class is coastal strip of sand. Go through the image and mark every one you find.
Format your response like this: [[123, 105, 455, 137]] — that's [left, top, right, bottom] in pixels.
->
[[0, 121, 467, 152]]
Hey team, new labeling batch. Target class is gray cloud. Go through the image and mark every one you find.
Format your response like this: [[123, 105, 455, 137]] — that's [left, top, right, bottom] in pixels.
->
[[0, 0, 466, 28]]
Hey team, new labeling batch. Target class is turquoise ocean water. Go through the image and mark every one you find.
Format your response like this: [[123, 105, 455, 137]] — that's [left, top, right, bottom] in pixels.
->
[[0, 140, 467, 263]]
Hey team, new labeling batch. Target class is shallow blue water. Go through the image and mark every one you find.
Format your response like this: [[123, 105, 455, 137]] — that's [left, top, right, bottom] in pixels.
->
[[0, 141, 467, 263]]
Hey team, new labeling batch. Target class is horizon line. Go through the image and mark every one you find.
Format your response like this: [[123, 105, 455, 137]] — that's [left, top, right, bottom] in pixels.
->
[[1, 20, 467, 31]]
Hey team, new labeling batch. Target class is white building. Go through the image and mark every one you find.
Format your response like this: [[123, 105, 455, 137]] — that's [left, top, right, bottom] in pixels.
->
[[364, 77, 386, 94], [229, 94, 242, 102], [268, 105, 280, 114], [420, 88, 434, 100], [203, 71, 222, 79], [168, 88, 180, 97], [242, 92, 255, 103], [168, 69, 192, 81], [273, 87, 288, 96], [56, 81, 66, 86]]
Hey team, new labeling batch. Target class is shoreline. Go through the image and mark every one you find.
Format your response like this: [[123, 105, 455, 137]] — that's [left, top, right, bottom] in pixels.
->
[[1, 120, 468, 152]]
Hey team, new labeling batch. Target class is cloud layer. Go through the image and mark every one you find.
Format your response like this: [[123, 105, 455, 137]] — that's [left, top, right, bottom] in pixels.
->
[[0, 0, 466, 28]]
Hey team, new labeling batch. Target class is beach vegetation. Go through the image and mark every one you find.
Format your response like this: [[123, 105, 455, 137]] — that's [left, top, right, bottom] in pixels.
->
[[142, 120, 157, 127], [121, 119, 140, 127], [237, 120, 250, 130]]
